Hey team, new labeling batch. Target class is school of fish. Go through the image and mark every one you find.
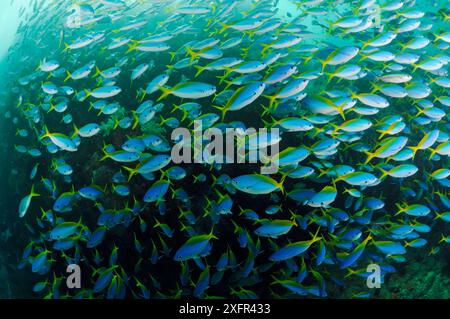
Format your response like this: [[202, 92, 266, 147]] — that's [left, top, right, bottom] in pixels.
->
[[0, 0, 449, 299]]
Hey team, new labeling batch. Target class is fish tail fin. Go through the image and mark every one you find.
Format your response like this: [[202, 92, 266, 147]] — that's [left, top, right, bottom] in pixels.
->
[[260, 43, 271, 56], [193, 174, 200, 184], [264, 95, 277, 111], [260, 103, 274, 117], [72, 124, 79, 139], [376, 129, 387, 140], [171, 103, 180, 113], [336, 102, 346, 120], [218, 22, 229, 34], [413, 104, 424, 116], [324, 18, 334, 33], [138, 89, 147, 103], [89, 102, 97, 112], [223, 79, 233, 90], [317, 167, 329, 178], [330, 123, 340, 135], [378, 166, 390, 179], [64, 71, 72, 82], [245, 30, 256, 40], [39, 207, 47, 219], [441, 11, 450, 21], [230, 219, 240, 234], [40, 125, 51, 140], [30, 184, 40, 197], [408, 145, 419, 158], [157, 85, 172, 101], [210, 174, 218, 187], [432, 33, 440, 42], [159, 115, 167, 126], [153, 217, 161, 229], [125, 42, 138, 54], [317, 58, 327, 73], [135, 89, 142, 101], [261, 117, 272, 129], [344, 268, 358, 278], [212, 105, 227, 121], [185, 47, 198, 64], [194, 65, 206, 77], [113, 116, 120, 130], [168, 51, 177, 62], [100, 148, 110, 162], [217, 69, 231, 84], [122, 166, 137, 181], [207, 27, 220, 38], [426, 73, 436, 84], [205, 17, 214, 28], [50, 158, 57, 171], [240, 47, 250, 59], [398, 41, 410, 52], [428, 147, 437, 160], [370, 82, 380, 93], [83, 89, 91, 99], [434, 211, 443, 220], [63, 43, 70, 53], [93, 66, 102, 78], [210, 2, 217, 14], [310, 227, 322, 243], [394, 203, 404, 216], [131, 111, 139, 130], [325, 73, 334, 85], [301, 54, 314, 64], [176, 108, 187, 122], [47, 103, 55, 114], [359, 54, 367, 62], [363, 151, 375, 165], [208, 226, 218, 240], [278, 175, 287, 194], [35, 60, 43, 72]]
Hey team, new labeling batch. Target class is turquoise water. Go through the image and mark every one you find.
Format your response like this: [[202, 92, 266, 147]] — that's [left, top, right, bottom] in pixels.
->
[[0, 0, 449, 299]]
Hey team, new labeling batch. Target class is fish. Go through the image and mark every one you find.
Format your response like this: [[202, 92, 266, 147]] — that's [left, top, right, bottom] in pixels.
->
[[50, 219, 84, 240], [269, 231, 322, 261], [158, 82, 216, 101], [174, 230, 217, 261], [254, 219, 296, 238], [340, 235, 372, 269], [19, 185, 40, 218], [231, 174, 283, 195], [214, 82, 265, 118], [143, 180, 170, 203], [306, 185, 337, 207], [84, 86, 122, 99]]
